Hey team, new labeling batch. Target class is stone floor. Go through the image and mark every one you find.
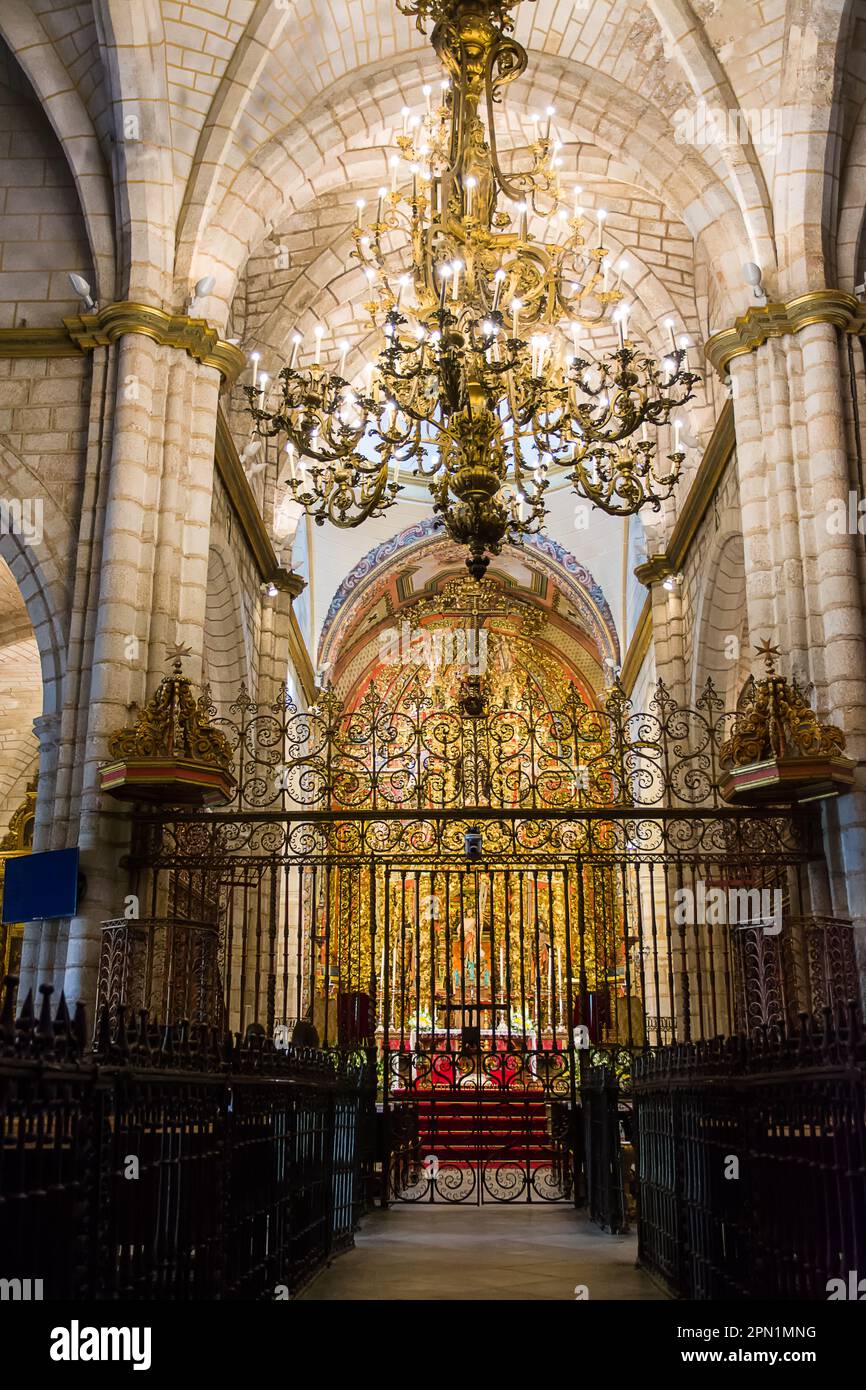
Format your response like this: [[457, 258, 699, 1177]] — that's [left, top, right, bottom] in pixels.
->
[[301, 1205, 668, 1301]]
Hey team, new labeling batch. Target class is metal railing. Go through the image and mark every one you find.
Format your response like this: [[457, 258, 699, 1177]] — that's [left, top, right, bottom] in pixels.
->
[[581, 1064, 630, 1233], [633, 1004, 866, 1299], [0, 977, 374, 1300]]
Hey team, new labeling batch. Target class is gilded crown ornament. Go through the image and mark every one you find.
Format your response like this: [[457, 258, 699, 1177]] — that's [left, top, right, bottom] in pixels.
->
[[719, 641, 854, 804], [242, 0, 698, 579], [100, 656, 236, 806]]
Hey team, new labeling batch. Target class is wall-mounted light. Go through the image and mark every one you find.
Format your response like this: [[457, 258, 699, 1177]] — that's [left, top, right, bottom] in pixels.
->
[[742, 262, 768, 307], [68, 273, 96, 311], [188, 275, 216, 314]]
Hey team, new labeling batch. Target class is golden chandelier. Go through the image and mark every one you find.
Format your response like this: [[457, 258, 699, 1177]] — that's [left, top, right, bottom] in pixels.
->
[[244, 0, 698, 578]]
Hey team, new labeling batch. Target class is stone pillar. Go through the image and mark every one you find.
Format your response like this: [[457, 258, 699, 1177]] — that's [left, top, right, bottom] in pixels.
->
[[147, 353, 221, 689], [50, 344, 118, 856], [728, 351, 778, 643], [16, 711, 62, 1003], [61, 333, 222, 1010], [728, 319, 866, 984], [799, 322, 866, 977], [634, 565, 688, 709]]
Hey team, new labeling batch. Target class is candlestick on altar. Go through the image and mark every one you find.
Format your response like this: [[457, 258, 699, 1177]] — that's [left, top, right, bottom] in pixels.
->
[[548, 953, 554, 1030], [557, 948, 563, 1028]]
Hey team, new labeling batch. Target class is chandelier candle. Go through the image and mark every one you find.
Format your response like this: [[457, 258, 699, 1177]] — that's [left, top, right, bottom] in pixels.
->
[[242, 0, 698, 579]]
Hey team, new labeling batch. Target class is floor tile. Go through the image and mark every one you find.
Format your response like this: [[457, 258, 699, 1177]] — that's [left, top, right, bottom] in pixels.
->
[[300, 1207, 668, 1301]]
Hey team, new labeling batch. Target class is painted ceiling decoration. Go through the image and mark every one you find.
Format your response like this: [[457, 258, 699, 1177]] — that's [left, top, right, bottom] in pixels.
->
[[318, 516, 619, 689]]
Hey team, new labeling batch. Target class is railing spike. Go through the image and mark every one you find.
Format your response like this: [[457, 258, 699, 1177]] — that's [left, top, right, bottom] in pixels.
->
[[17, 988, 34, 1037], [37, 983, 54, 1045], [70, 1000, 86, 1056], [115, 1004, 129, 1060], [53, 993, 73, 1059], [0, 975, 18, 1044], [137, 1009, 152, 1063], [94, 1003, 111, 1059]]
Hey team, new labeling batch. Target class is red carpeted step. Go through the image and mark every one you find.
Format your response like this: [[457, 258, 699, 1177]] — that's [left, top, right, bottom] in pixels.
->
[[391, 1088, 562, 1160]]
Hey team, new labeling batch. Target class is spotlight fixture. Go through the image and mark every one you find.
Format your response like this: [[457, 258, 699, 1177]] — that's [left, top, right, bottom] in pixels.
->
[[742, 263, 768, 306], [189, 275, 216, 313], [68, 273, 96, 311]]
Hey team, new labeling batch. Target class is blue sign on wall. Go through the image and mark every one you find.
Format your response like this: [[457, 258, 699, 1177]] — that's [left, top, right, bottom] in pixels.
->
[[2, 847, 80, 923]]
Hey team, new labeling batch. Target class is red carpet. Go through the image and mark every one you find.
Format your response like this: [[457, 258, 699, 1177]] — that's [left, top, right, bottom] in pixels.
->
[[391, 1088, 556, 1161]]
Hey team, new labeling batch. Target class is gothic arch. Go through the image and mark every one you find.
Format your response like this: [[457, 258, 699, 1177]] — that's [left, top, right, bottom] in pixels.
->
[[203, 538, 252, 708], [0, 439, 68, 720], [318, 519, 621, 684], [93, 0, 175, 305], [771, 0, 862, 294], [691, 529, 750, 709], [0, 8, 115, 300], [189, 48, 768, 328]]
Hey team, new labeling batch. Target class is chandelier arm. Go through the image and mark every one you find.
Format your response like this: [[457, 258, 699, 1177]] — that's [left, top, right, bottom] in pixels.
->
[[380, 381, 442, 431], [433, 33, 465, 181], [483, 37, 531, 204], [321, 466, 399, 526]]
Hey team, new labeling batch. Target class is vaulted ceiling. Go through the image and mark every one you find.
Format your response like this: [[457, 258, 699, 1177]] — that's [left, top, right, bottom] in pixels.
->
[[3, 0, 866, 657]]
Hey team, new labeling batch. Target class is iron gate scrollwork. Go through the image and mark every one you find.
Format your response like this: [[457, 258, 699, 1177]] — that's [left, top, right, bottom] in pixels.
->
[[115, 676, 832, 1207]]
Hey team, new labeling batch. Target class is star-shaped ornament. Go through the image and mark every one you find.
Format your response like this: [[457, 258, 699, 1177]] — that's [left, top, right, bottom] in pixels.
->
[[754, 639, 781, 674], [165, 641, 193, 667]]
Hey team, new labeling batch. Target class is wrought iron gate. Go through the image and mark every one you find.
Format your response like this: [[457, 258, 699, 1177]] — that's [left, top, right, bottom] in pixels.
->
[[380, 863, 582, 1204], [109, 677, 839, 1207]]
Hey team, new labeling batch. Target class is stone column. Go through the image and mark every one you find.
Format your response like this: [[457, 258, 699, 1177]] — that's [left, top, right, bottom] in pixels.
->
[[147, 353, 221, 689], [634, 562, 688, 709], [798, 322, 866, 976], [50, 344, 118, 856], [728, 318, 866, 983], [16, 711, 62, 1003], [61, 333, 222, 1010]]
